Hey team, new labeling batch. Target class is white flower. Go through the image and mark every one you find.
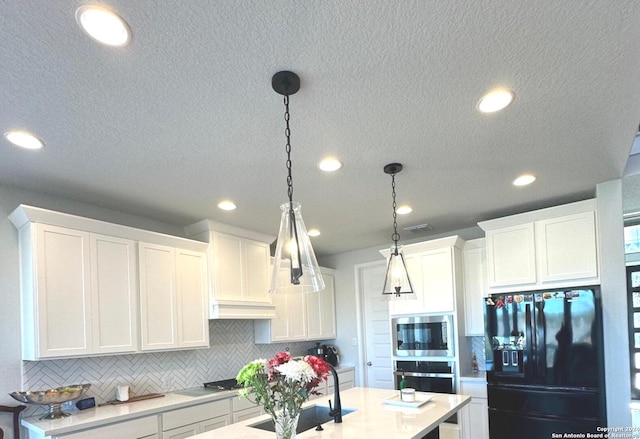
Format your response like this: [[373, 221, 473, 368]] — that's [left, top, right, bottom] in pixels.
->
[[276, 360, 316, 383]]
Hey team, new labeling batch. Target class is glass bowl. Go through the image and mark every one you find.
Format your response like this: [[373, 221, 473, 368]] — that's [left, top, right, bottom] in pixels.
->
[[9, 383, 91, 419]]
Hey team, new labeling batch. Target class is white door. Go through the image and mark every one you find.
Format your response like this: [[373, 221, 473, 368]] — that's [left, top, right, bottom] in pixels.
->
[[358, 261, 394, 389]]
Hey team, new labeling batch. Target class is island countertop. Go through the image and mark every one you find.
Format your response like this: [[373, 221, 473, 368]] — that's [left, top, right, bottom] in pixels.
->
[[190, 387, 470, 439]]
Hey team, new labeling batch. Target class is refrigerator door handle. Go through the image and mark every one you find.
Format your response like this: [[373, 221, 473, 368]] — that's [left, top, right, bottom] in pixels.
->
[[525, 302, 535, 377]]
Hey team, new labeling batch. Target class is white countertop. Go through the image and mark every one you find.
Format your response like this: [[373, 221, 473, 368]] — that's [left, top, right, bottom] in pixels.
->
[[21, 388, 238, 437], [22, 366, 357, 437], [190, 387, 470, 439]]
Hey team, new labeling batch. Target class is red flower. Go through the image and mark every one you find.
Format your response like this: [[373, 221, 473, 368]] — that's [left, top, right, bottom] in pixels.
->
[[304, 355, 330, 381]]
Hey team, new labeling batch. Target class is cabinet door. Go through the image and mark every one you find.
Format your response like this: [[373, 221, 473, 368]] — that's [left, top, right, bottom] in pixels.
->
[[306, 272, 336, 339], [139, 242, 178, 350], [91, 234, 138, 354], [388, 254, 423, 315], [212, 232, 244, 301], [536, 211, 598, 283], [243, 240, 270, 302], [485, 223, 536, 287], [232, 407, 264, 423], [34, 224, 92, 358], [176, 248, 209, 348], [422, 247, 455, 313], [462, 243, 487, 336]]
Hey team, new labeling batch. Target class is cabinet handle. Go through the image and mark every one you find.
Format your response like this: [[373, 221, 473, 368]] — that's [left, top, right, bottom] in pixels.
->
[[366, 362, 372, 366]]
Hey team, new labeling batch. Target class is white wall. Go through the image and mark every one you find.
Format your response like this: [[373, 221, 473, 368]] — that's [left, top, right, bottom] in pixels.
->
[[598, 179, 632, 427]]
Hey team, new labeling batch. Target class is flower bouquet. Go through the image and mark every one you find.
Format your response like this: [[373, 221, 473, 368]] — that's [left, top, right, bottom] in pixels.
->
[[236, 352, 330, 439]]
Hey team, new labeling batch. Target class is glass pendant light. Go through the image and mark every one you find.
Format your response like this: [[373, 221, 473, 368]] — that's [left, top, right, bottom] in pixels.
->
[[382, 163, 416, 298], [269, 71, 325, 294]]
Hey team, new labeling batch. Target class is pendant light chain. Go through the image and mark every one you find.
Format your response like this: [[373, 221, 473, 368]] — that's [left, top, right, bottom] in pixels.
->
[[391, 172, 400, 253], [284, 94, 293, 205]]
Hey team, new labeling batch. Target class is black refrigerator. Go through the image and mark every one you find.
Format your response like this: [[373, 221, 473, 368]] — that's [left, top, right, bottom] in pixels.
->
[[484, 286, 606, 439]]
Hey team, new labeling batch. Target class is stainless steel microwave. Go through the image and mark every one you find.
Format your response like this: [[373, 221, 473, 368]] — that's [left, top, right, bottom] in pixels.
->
[[392, 315, 454, 357]]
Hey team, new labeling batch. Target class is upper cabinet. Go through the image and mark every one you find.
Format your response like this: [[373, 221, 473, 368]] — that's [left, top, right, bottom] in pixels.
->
[[381, 236, 464, 316], [254, 268, 336, 343], [185, 220, 276, 319], [479, 199, 599, 292], [461, 238, 487, 336], [138, 243, 209, 351], [10, 205, 209, 360]]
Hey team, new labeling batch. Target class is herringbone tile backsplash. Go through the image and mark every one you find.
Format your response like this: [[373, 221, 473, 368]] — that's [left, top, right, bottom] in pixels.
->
[[22, 320, 318, 416]]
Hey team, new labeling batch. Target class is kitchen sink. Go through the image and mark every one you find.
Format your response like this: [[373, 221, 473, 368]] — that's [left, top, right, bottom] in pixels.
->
[[249, 405, 355, 434]]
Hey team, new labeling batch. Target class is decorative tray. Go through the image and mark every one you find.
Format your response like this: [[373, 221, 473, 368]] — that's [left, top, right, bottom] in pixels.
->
[[383, 392, 433, 408]]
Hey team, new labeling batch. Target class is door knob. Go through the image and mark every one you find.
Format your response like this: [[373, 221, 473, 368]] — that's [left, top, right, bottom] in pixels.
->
[[366, 362, 372, 366]]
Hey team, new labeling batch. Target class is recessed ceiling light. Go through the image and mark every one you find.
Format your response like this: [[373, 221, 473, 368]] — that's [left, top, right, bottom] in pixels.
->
[[513, 174, 536, 186], [76, 5, 131, 47], [217, 200, 237, 211], [318, 158, 343, 172], [4, 130, 44, 150], [307, 229, 321, 237], [477, 89, 515, 113], [397, 205, 413, 215]]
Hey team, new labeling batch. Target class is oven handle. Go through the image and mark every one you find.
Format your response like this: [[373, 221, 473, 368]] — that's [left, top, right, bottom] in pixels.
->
[[394, 371, 454, 378]]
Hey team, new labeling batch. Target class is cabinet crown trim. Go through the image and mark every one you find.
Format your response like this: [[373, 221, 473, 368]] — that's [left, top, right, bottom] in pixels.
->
[[379, 235, 465, 257], [9, 204, 208, 251], [478, 199, 596, 231], [185, 219, 275, 244]]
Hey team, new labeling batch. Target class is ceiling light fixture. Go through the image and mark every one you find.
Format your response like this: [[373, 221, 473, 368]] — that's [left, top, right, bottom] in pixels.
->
[[318, 158, 343, 172], [397, 205, 413, 215], [382, 163, 415, 299], [4, 130, 44, 150], [76, 5, 131, 47], [307, 229, 321, 237], [477, 88, 515, 113], [513, 174, 536, 186], [217, 200, 237, 211], [269, 71, 325, 294]]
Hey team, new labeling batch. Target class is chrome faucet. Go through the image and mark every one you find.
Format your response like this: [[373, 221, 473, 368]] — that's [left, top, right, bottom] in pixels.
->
[[327, 364, 342, 423]]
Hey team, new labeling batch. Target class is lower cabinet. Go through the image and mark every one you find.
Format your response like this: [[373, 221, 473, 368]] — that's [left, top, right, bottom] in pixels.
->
[[162, 400, 230, 438], [439, 422, 461, 439], [232, 395, 264, 422], [54, 416, 158, 439], [459, 379, 489, 439]]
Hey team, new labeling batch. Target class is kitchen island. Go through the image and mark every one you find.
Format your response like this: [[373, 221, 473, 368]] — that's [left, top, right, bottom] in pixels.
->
[[189, 387, 470, 439]]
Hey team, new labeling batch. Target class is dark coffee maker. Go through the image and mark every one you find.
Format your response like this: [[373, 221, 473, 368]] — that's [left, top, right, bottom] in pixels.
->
[[322, 345, 339, 366]]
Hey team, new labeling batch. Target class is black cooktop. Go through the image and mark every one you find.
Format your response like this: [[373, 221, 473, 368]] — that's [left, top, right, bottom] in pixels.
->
[[203, 378, 242, 391]]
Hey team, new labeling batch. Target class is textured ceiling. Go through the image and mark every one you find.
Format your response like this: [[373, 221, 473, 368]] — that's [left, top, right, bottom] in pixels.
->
[[2, 1, 640, 257]]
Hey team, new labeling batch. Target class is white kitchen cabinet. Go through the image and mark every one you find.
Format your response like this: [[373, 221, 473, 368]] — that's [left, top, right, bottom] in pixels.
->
[[484, 223, 536, 288], [462, 239, 487, 336], [459, 379, 489, 439], [306, 270, 337, 339], [139, 242, 209, 351], [10, 205, 210, 359], [254, 268, 336, 343], [184, 220, 276, 319], [162, 399, 230, 438], [232, 396, 263, 423], [535, 211, 598, 283], [53, 415, 158, 439], [479, 199, 599, 292], [10, 220, 138, 360], [440, 422, 461, 439], [384, 236, 464, 316]]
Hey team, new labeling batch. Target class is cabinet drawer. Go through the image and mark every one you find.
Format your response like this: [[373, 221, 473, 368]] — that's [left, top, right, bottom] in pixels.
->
[[163, 400, 230, 431], [59, 416, 158, 438], [232, 395, 260, 411]]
